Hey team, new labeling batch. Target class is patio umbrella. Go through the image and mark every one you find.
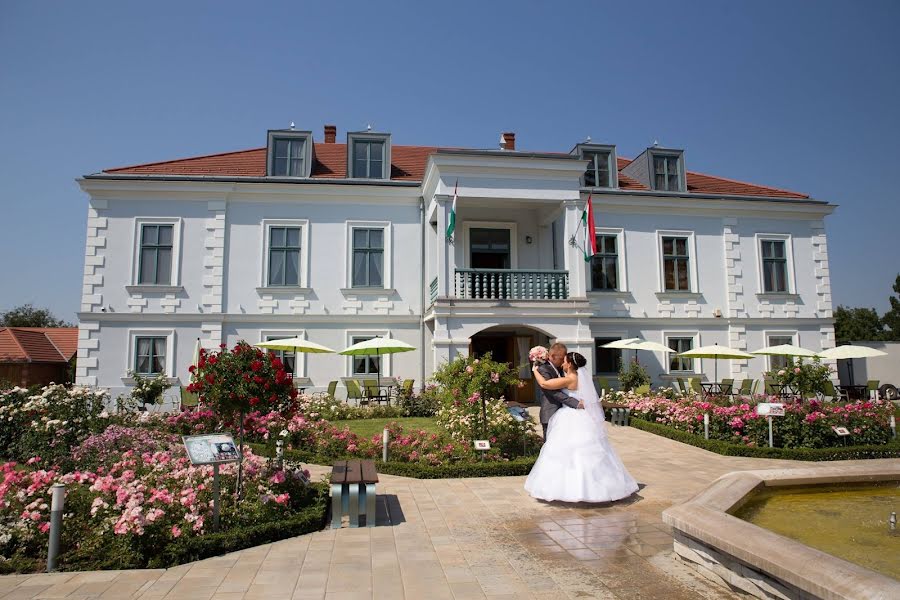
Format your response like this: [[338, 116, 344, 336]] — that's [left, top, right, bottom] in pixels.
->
[[816, 345, 887, 386], [751, 344, 819, 358], [339, 337, 416, 384], [255, 338, 336, 354], [625, 340, 676, 354], [601, 338, 642, 366], [678, 343, 755, 385]]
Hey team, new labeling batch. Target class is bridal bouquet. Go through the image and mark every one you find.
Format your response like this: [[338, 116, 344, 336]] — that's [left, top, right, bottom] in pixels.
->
[[529, 345, 549, 364]]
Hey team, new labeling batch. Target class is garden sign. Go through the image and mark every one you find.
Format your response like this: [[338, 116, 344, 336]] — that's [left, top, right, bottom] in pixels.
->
[[182, 433, 239, 532]]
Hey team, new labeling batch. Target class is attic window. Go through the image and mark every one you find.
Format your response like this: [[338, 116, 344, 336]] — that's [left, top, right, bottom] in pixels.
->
[[575, 144, 617, 188], [347, 132, 391, 179], [266, 130, 313, 177], [652, 152, 683, 192]]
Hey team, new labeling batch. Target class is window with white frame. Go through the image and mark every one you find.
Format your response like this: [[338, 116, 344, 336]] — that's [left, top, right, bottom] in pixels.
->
[[662, 236, 691, 291], [261, 332, 306, 378], [766, 333, 795, 371], [268, 227, 302, 286], [667, 336, 695, 372], [652, 153, 682, 191], [261, 220, 308, 288], [591, 234, 619, 290], [756, 235, 795, 294], [351, 335, 380, 376], [138, 224, 173, 285], [352, 228, 384, 287], [134, 336, 167, 375]]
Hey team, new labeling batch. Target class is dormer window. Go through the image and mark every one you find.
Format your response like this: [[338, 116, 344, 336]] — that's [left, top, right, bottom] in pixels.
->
[[347, 132, 391, 179], [266, 130, 313, 178], [574, 144, 617, 188], [650, 151, 684, 192]]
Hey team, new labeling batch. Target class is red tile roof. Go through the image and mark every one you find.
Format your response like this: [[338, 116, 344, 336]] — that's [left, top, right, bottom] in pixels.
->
[[0, 328, 78, 363], [104, 139, 808, 199]]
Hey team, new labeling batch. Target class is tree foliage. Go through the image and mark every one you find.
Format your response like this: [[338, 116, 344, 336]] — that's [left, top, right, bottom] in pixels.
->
[[834, 305, 885, 344], [0, 304, 72, 328], [882, 274, 900, 341]]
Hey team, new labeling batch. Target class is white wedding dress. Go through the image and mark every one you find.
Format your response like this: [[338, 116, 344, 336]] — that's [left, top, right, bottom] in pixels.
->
[[525, 369, 639, 503]]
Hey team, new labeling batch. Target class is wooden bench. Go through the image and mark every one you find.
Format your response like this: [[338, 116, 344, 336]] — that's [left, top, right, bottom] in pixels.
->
[[331, 459, 378, 528]]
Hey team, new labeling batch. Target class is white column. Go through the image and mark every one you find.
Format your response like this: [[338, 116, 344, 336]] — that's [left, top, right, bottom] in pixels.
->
[[562, 199, 587, 298]]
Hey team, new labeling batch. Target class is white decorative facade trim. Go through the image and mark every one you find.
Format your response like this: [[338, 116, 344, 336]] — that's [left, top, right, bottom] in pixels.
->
[[723, 218, 747, 319], [810, 220, 833, 318], [75, 320, 101, 386], [202, 201, 226, 313]]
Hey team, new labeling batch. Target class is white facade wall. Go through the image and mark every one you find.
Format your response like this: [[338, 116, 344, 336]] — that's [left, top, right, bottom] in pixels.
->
[[76, 150, 836, 404]]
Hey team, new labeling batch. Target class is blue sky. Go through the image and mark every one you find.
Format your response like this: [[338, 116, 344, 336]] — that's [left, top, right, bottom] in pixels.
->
[[1, 0, 898, 322]]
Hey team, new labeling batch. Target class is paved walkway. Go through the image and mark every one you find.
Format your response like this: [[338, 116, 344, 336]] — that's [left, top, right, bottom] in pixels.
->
[[2, 426, 892, 599]]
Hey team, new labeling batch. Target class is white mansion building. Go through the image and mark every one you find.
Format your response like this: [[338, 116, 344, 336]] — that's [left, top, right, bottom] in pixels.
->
[[75, 126, 836, 403]]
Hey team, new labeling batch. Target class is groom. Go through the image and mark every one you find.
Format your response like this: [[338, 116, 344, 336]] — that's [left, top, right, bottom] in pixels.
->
[[536, 342, 583, 439]]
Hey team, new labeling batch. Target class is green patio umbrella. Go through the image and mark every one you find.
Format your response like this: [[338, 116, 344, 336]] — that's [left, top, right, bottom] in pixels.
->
[[339, 337, 416, 384], [816, 344, 887, 386], [751, 344, 818, 358], [677, 343, 755, 384], [254, 338, 337, 379]]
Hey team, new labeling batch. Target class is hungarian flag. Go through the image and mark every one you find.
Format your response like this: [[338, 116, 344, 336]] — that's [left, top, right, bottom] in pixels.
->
[[580, 194, 597, 261], [446, 180, 458, 239]]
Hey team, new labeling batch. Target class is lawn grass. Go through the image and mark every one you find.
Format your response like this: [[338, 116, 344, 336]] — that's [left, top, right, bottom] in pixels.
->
[[329, 417, 441, 438]]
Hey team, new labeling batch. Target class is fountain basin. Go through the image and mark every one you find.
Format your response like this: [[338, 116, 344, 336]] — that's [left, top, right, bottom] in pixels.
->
[[662, 462, 900, 600]]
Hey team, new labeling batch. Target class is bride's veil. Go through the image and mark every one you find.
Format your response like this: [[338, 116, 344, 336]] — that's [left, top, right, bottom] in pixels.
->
[[577, 366, 607, 435]]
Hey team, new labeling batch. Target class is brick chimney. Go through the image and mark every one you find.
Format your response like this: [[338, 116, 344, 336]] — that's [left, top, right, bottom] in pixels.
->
[[324, 124, 336, 144], [500, 132, 516, 151]]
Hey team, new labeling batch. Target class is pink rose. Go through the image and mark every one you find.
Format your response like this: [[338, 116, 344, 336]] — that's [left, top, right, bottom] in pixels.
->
[[465, 366, 474, 374]]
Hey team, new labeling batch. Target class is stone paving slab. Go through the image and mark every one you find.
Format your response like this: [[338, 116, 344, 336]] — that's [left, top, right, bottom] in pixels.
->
[[3, 425, 894, 599]]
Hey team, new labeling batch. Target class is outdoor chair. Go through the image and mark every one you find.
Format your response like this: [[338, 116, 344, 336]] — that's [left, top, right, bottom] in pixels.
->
[[688, 377, 703, 395], [676, 377, 688, 395], [365, 382, 388, 405], [867, 380, 881, 399], [720, 378, 735, 399], [180, 386, 199, 409], [399, 379, 415, 399], [764, 378, 777, 396], [737, 379, 753, 397], [346, 379, 367, 407], [819, 380, 845, 402], [594, 376, 611, 395], [314, 380, 339, 400], [634, 384, 650, 396]]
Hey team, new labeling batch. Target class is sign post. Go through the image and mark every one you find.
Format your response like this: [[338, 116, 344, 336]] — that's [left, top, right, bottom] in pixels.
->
[[46, 483, 65, 572], [183, 433, 240, 532], [756, 403, 785, 448], [474, 439, 490, 462], [382, 428, 389, 462], [703, 413, 709, 440]]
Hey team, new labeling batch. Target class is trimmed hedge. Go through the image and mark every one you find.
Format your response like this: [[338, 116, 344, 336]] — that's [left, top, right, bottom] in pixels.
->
[[630, 417, 900, 461], [251, 443, 538, 479], [146, 484, 329, 568]]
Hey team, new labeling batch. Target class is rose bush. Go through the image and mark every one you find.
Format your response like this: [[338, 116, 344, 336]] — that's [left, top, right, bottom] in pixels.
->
[[766, 357, 833, 397]]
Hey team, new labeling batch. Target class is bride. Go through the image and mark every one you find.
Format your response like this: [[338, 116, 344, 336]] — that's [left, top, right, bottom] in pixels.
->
[[524, 351, 639, 503]]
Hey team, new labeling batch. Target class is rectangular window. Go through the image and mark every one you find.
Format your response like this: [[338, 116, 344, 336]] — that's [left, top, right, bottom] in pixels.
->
[[583, 151, 611, 188], [662, 236, 690, 291], [272, 137, 306, 176], [266, 335, 296, 375], [761, 240, 788, 293], [138, 224, 173, 285], [591, 235, 619, 290], [768, 335, 794, 371], [351, 336, 380, 375], [668, 337, 694, 372], [353, 141, 385, 179], [469, 228, 511, 270], [653, 155, 681, 191], [594, 338, 622, 374], [352, 228, 384, 287], [267, 227, 302, 286], [134, 336, 167, 375]]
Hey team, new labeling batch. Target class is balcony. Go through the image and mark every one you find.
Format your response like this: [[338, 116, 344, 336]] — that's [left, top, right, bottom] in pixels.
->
[[454, 269, 569, 300]]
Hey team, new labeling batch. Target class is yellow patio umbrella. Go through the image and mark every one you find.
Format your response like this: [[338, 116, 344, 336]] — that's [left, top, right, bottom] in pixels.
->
[[816, 344, 887, 386], [678, 343, 755, 384], [339, 337, 415, 384], [254, 338, 337, 379]]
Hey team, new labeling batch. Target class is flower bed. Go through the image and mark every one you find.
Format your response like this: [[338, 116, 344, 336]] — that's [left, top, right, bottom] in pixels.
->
[[619, 392, 895, 449]]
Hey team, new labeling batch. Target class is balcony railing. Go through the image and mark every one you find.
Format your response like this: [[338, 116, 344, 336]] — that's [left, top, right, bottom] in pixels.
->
[[429, 277, 438, 305], [455, 269, 569, 300]]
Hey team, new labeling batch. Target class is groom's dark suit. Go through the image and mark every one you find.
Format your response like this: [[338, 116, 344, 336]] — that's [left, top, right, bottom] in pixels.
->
[[536, 361, 580, 439]]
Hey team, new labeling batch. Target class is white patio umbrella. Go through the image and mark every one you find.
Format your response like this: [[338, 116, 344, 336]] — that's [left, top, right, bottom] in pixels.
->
[[816, 345, 887, 386], [751, 344, 819, 358], [625, 340, 676, 354], [339, 337, 416, 384], [677, 343, 755, 385], [254, 338, 337, 378], [600, 338, 641, 349]]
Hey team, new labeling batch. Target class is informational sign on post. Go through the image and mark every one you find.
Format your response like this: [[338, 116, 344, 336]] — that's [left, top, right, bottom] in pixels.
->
[[831, 426, 850, 436], [182, 434, 239, 533], [756, 403, 785, 417], [474, 440, 491, 451], [183, 434, 240, 465]]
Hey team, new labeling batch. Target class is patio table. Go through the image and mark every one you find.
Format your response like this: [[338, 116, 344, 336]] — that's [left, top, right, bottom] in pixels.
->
[[839, 384, 868, 401], [363, 384, 395, 405], [700, 382, 732, 397]]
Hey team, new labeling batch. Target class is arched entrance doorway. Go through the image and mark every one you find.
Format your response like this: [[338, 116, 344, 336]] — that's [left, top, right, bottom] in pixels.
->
[[469, 325, 553, 404]]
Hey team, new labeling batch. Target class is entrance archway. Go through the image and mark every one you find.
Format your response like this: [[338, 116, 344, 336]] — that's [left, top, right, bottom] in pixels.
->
[[469, 325, 554, 404]]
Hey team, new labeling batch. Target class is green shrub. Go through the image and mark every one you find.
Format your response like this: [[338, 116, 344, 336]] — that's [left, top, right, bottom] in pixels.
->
[[766, 357, 833, 397], [127, 371, 172, 407], [399, 385, 440, 417], [618, 359, 650, 392], [630, 417, 900, 461]]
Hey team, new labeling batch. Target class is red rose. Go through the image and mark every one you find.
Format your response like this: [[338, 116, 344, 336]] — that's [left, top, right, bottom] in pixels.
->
[[269, 394, 276, 402], [219, 343, 227, 349], [209, 356, 218, 365], [243, 374, 251, 382], [289, 388, 298, 399], [271, 358, 283, 370], [250, 360, 263, 372], [205, 374, 215, 384], [253, 375, 264, 384], [188, 365, 196, 373], [198, 358, 206, 369], [249, 397, 260, 406]]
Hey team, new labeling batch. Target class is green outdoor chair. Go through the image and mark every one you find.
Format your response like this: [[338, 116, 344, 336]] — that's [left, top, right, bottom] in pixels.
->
[[400, 379, 415, 398], [366, 382, 387, 405], [764, 378, 777, 396], [676, 377, 688, 395], [820, 380, 845, 402], [180, 386, 199, 409], [687, 377, 702, 394], [720, 378, 734, 398], [737, 379, 753, 397], [346, 379, 366, 406], [326, 380, 338, 398], [867, 380, 880, 399]]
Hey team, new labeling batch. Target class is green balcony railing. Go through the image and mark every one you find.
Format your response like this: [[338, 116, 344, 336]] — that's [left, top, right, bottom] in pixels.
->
[[429, 277, 438, 305], [455, 269, 569, 300]]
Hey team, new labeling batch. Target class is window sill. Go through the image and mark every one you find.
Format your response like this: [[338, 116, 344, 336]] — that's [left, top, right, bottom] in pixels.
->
[[655, 292, 702, 300], [122, 376, 180, 385], [756, 293, 800, 301], [291, 377, 312, 386], [660, 373, 700, 380], [126, 285, 184, 294], [340, 288, 396, 296], [256, 287, 312, 295], [588, 290, 631, 298]]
